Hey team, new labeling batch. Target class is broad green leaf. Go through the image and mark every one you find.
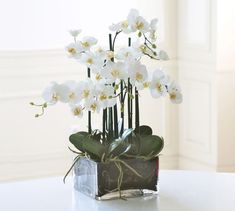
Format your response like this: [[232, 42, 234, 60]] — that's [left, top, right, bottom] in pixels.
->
[[121, 128, 134, 141], [134, 125, 153, 136], [83, 138, 106, 159], [107, 139, 131, 158], [69, 132, 86, 152], [139, 135, 164, 157], [126, 135, 141, 155], [69, 132, 105, 159]]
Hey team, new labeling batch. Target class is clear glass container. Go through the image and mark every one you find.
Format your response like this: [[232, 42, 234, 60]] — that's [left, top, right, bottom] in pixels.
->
[[73, 157, 159, 200]]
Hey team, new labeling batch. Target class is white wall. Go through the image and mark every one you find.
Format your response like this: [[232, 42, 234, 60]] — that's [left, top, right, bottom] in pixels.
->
[[0, 0, 179, 181], [177, 0, 218, 171], [216, 0, 235, 171], [0, 0, 164, 50], [177, 0, 235, 172]]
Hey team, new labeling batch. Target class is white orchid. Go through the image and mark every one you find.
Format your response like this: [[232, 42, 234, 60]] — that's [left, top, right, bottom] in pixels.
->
[[77, 80, 95, 101], [96, 84, 117, 109], [150, 19, 158, 31], [80, 36, 97, 51], [64, 81, 82, 104], [42, 82, 70, 104], [101, 61, 127, 82], [70, 104, 83, 118], [168, 81, 183, 104], [94, 72, 103, 82], [149, 69, 169, 98], [84, 99, 101, 113], [69, 29, 82, 38], [109, 20, 131, 34], [36, 9, 182, 126], [79, 51, 103, 69], [65, 43, 83, 58], [156, 50, 169, 60], [115, 47, 141, 62], [135, 79, 151, 91], [128, 61, 148, 88], [127, 9, 149, 33], [93, 49, 114, 62], [93, 46, 106, 59], [127, 9, 139, 26], [132, 41, 147, 55], [105, 50, 115, 61], [109, 23, 121, 32], [149, 19, 158, 42]]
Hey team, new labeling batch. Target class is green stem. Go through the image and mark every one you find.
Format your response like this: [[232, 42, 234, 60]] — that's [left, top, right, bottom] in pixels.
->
[[102, 108, 107, 143], [112, 31, 121, 51], [120, 80, 124, 135], [113, 103, 118, 138], [108, 107, 113, 141], [63, 156, 80, 183], [87, 68, 92, 134], [135, 87, 140, 132], [109, 33, 118, 138], [127, 37, 133, 129]]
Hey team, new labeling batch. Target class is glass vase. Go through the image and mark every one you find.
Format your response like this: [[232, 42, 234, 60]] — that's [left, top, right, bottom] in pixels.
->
[[73, 157, 159, 200]]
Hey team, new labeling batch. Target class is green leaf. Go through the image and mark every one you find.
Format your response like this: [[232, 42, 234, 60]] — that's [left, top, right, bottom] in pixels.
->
[[121, 128, 134, 141], [139, 135, 164, 157], [83, 138, 106, 159], [69, 132, 105, 159], [134, 125, 153, 136], [107, 139, 131, 158], [77, 131, 89, 136], [107, 129, 133, 157], [69, 132, 86, 152], [126, 135, 141, 155]]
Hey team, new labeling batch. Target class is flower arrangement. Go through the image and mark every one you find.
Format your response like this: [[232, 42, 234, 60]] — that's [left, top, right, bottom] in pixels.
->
[[31, 9, 182, 199]]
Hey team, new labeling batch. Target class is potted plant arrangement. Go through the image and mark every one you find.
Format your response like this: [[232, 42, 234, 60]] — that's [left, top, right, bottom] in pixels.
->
[[31, 9, 182, 200]]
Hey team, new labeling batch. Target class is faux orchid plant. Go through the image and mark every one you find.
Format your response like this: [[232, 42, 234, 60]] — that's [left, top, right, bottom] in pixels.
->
[[31, 9, 182, 162]]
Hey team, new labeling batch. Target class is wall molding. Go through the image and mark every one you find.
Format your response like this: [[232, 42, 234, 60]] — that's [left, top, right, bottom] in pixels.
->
[[0, 154, 71, 182], [0, 49, 84, 78], [182, 0, 212, 52], [0, 150, 69, 164], [0, 91, 40, 100]]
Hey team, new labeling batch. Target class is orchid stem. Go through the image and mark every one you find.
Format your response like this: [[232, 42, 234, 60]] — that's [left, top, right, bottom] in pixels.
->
[[135, 87, 140, 133], [108, 107, 113, 141], [102, 108, 107, 143], [109, 33, 118, 138], [120, 80, 124, 135], [127, 37, 133, 130], [87, 68, 92, 134]]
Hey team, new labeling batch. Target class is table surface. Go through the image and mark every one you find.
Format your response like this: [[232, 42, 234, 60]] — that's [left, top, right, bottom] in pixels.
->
[[0, 170, 235, 211]]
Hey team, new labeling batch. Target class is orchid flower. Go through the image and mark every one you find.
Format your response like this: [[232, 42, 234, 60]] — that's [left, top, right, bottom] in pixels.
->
[[42, 82, 70, 104], [149, 69, 169, 98], [168, 81, 183, 104]]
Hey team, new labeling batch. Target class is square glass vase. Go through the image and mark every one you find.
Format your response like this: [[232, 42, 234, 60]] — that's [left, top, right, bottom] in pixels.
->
[[73, 157, 159, 200]]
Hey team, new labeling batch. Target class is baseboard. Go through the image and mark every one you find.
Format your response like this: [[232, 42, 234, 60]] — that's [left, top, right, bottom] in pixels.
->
[[159, 154, 179, 170], [216, 165, 235, 172], [179, 156, 217, 171]]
